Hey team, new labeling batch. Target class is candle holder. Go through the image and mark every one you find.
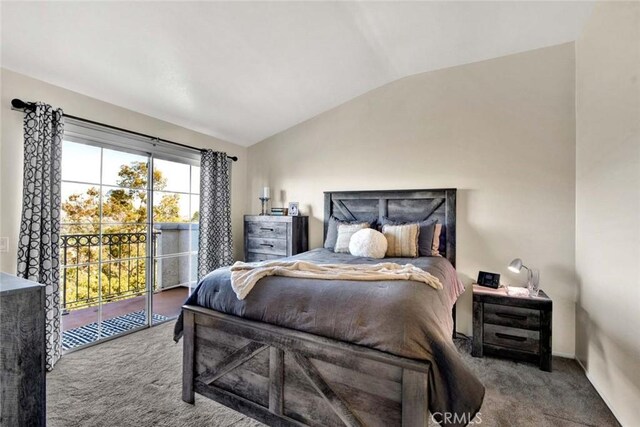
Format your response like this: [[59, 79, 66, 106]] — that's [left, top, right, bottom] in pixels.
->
[[259, 197, 270, 215]]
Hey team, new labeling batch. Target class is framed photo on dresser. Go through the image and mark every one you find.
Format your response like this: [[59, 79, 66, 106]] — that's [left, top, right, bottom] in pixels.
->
[[288, 202, 299, 216]]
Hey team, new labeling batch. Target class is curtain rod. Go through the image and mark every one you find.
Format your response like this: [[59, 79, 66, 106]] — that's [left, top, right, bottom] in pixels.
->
[[10, 98, 238, 162]]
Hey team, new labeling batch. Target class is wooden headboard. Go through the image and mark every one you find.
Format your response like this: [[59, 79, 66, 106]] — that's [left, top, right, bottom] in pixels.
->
[[324, 189, 457, 267]]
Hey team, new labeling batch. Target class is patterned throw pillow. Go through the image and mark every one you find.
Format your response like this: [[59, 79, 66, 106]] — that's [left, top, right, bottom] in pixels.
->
[[334, 223, 370, 253], [382, 217, 437, 257], [382, 223, 420, 257], [324, 216, 375, 250]]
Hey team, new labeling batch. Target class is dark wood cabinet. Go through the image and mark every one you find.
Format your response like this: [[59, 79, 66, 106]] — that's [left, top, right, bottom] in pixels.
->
[[0, 273, 46, 426], [244, 215, 308, 262], [472, 284, 552, 372]]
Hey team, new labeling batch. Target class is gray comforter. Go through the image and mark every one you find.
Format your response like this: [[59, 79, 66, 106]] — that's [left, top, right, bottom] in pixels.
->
[[174, 249, 484, 425]]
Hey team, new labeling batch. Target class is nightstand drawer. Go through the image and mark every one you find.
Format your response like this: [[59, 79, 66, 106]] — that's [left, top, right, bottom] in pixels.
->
[[483, 324, 540, 354], [246, 252, 282, 263], [246, 221, 288, 239], [484, 303, 540, 330], [246, 238, 287, 255]]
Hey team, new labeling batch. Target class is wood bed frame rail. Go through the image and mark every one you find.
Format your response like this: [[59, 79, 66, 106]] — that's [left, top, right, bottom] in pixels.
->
[[182, 306, 431, 426]]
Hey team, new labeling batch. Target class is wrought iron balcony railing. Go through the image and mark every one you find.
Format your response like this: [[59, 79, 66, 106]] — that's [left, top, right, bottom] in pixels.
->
[[60, 231, 160, 310]]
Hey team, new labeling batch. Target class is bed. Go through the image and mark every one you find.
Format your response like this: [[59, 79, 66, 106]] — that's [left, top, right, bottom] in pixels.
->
[[176, 189, 484, 426]]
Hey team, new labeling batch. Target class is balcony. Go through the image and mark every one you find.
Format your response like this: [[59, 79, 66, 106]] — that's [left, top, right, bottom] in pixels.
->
[[61, 226, 197, 351]]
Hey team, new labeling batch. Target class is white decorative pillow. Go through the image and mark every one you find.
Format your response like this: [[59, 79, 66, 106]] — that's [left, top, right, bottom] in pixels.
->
[[383, 223, 420, 257], [348, 228, 388, 259], [334, 223, 369, 253]]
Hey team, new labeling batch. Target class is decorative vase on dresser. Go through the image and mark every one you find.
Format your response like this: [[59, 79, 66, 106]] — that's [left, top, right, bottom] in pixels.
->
[[0, 273, 46, 426], [244, 215, 309, 262]]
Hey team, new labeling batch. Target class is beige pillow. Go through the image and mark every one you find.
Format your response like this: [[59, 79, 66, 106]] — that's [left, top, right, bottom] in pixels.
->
[[432, 223, 443, 256], [383, 223, 420, 257], [334, 223, 369, 253]]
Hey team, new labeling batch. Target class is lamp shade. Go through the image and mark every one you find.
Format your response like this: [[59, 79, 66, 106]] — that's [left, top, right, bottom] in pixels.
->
[[508, 258, 523, 273]]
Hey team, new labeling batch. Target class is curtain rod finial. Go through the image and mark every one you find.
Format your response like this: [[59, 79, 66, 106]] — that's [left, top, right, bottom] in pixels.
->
[[12, 99, 35, 110], [12, 98, 28, 109]]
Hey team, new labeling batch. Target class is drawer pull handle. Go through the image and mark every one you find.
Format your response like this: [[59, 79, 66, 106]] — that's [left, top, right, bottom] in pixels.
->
[[495, 312, 527, 321], [260, 228, 274, 232], [495, 332, 527, 342], [260, 244, 274, 248]]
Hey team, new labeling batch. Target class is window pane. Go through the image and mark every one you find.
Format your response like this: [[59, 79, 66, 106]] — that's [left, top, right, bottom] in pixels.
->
[[62, 141, 101, 184], [189, 224, 199, 253], [189, 253, 198, 287], [61, 223, 99, 236], [101, 258, 148, 301], [61, 183, 100, 227], [101, 225, 150, 261], [191, 166, 200, 194], [61, 263, 101, 310], [154, 254, 193, 290], [152, 191, 190, 223], [152, 257, 191, 323], [153, 159, 190, 193], [60, 232, 101, 267], [190, 195, 200, 223], [102, 186, 148, 224], [102, 148, 149, 189]]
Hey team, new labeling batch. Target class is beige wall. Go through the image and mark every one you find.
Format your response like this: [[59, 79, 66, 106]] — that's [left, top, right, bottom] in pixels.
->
[[0, 69, 248, 273], [247, 43, 577, 356], [575, 2, 640, 425]]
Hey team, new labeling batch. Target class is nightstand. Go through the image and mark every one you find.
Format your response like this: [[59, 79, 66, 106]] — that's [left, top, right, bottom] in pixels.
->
[[244, 215, 308, 262], [472, 285, 552, 372]]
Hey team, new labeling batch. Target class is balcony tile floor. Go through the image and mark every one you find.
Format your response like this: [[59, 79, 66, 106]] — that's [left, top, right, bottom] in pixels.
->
[[61, 287, 189, 350]]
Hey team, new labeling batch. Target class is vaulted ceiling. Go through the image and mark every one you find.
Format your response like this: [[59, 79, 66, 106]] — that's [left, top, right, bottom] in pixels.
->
[[1, 2, 594, 146]]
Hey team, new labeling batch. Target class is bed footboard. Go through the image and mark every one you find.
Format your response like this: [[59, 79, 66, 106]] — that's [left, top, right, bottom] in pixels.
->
[[182, 305, 431, 427]]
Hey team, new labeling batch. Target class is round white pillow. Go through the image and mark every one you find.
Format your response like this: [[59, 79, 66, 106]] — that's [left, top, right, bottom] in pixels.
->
[[348, 228, 387, 259]]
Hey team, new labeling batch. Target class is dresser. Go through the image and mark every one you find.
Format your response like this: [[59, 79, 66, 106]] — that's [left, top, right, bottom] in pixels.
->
[[472, 285, 552, 371], [0, 273, 46, 426], [244, 215, 308, 262]]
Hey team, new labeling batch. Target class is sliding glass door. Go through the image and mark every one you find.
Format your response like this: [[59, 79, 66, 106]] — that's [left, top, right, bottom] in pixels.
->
[[60, 142, 152, 350], [151, 158, 200, 324], [59, 134, 199, 351]]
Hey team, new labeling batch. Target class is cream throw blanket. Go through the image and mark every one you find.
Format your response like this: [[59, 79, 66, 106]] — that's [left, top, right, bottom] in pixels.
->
[[230, 260, 443, 300]]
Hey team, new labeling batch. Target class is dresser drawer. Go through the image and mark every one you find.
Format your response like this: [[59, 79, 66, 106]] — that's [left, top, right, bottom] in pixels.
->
[[246, 221, 288, 239], [484, 303, 540, 330], [244, 215, 307, 262], [483, 324, 540, 354], [245, 252, 282, 263], [246, 238, 287, 256]]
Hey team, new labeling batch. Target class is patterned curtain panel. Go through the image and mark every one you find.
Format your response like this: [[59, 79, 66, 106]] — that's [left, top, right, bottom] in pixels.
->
[[16, 102, 64, 371], [197, 150, 233, 279]]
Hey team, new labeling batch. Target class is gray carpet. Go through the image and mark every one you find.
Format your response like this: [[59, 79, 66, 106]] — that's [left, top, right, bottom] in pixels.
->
[[48, 322, 619, 427]]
